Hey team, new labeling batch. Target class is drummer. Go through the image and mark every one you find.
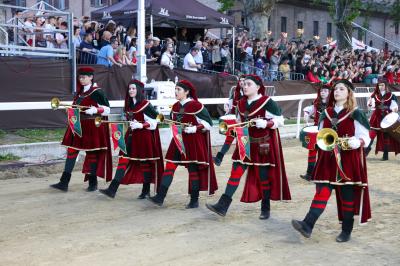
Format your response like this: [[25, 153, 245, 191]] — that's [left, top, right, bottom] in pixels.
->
[[366, 81, 399, 160], [214, 75, 245, 166], [301, 83, 333, 181]]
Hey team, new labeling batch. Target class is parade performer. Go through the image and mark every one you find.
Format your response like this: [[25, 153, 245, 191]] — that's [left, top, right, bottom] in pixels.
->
[[99, 79, 164, 199], [214, 75, 245, 166], [50, 67, 112, 192], [148, 80, 218, 208], [206, 74, 291, 219], [300, 84, 332, 181], [292, 79, 372, 242], [365, 81, 399, 160]]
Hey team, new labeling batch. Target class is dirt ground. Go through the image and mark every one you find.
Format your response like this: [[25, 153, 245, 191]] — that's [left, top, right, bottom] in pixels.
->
[[0, 139, 399, 266]]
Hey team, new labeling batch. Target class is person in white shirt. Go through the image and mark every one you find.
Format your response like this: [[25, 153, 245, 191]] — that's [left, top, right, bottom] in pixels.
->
[[183, 48, 201, 71], [193, 40, 203, 66], [44, 16, 56, 48], [160, 44, 175, 69]]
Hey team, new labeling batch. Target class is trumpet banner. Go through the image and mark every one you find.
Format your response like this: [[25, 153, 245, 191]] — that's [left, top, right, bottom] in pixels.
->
[[171, 124, 186, 156], [235, 126, 251, 161], [333, 146, 350, 182], [67, 108, 82, 137], [110, 123, 127, 154]]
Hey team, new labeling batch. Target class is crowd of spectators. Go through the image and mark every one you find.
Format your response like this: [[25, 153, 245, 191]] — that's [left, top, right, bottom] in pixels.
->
[[8, 12, 400, 85]]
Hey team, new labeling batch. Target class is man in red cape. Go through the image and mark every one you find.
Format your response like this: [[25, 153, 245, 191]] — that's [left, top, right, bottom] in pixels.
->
[[207, 74, 291, 219], [50, 67, 113, 192]]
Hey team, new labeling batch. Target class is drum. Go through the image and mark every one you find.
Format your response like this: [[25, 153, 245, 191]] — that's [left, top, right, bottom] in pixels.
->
[[380, 112, 400, 144], [299, 125, 319, 150], [219, 114, 237, 136]]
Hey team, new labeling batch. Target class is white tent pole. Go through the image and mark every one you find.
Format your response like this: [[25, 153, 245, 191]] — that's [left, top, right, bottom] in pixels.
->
[[137, 0, 147, 82], [150, 14, 153, 35], [232, 26, 235, 74]]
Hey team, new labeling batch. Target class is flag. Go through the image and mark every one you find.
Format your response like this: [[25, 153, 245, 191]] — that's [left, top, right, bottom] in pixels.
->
[[67, 108, 82, 137], [110, 123, 127, 154], [333, 145, 350, 182], [235, 126, 250, 161], [171, 124, 186, 156]]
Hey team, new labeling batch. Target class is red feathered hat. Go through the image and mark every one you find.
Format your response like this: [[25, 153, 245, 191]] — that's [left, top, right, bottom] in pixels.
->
[[78, 66, 95, 76], [129, 79, 144, 89], [244, 74, 265, 95], [176, 80, 198, 101]]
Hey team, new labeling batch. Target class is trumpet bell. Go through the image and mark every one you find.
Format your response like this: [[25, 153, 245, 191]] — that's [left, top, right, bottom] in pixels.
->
[[316, 128, 338, 151], [94, 117, 102, 127], [51, 97, 60, 110], [156, 114, 165, 123], [219, 121, 229, 135]]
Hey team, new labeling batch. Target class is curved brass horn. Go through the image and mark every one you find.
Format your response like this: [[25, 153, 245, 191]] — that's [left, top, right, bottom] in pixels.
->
[[316, 128, 351, 151], [50, 97, 87, 110], [156, 114, 191, 127]]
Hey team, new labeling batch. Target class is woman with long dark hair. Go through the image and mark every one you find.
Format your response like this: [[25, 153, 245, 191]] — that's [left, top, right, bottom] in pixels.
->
[[99, 79, 163, 199]]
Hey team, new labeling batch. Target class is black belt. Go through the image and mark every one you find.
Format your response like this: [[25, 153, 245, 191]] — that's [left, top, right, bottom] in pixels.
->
[[249, 136, 270, 144]]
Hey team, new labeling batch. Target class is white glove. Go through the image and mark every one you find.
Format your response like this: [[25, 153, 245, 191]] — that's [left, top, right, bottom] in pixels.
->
[[184, 126, 197, 134], [347, 136, 361, 149], [255, 119, 267, 129], [130, 121, 143, 130], [85, 106, 97, 115], [303, 112, 310, 123]]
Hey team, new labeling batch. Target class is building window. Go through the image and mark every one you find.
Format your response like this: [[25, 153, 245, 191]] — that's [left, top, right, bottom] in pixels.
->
[[38, 0, 69, 10], [268, 16, 271, 31], [327, 22, 332, 37], [313, 21, 319, 36], [91, 0, 106, 7], [281, 17, 287, 32], [395, 22, 399, 35], [16, 0, 27, 7], [297, 21, 303, 29]]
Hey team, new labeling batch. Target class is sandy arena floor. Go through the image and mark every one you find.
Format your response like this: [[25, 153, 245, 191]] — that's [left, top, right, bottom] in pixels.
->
[[0, 139, 399, 265]]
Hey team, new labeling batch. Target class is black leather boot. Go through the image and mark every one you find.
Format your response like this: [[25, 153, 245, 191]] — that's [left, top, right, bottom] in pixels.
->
[[291, 212, 318, 238], [99, 179, 120, 198], [50, 171, 71, 192], [336, 218, 354, 242], [213, 152, 224, 166], [382, 150, 389, 161], [259, 199, 270, 219], [138, 182, 151, 199], [206, 194, 232, 217], [300, 164, 313, 181], [186, 190, 199, 209], [148, 186, 168, 206], [86, 174, 98, 192]]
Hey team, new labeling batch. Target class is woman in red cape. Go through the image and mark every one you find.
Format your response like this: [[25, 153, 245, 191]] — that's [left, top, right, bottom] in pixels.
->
[[99, 79, 164, 199], [206, 74, 291, 219], [292, 79, 372, 243], [365, 81, 399, 160], [149, 80, 217, 209], [213, 75, 245, 166], [300, 83, 333, 180], [50, 67, 113, 192]]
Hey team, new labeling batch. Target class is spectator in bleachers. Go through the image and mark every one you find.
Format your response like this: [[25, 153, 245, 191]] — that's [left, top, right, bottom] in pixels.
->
[[44, 16, 56, 48], [79, 33, 97, 64], [151, 37, 162, 63], [55, 22, 68, 49], [279, 57, 291, 80], [97, 36, 122, 67], [183, 47, 201, 71], [23, 13, 35, 46], [193, 40, 204, 66], [114, 46, 134, 66], [124, 27, 136, 49], [160, 43, 175, 69], [145, 39, 157, 64], [73, 26, 82, 48]]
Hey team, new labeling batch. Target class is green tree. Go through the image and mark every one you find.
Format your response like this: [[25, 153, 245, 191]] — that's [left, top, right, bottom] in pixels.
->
[[218, 0, 276, 39]]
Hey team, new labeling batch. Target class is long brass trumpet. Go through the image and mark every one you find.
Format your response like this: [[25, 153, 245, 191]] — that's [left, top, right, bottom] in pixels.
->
[[219, 120, 256, 135], [51, 97, 87, 110], [316, 128, 352, 151], [94, 117, 130, 127], [156, 114, 191, 127]]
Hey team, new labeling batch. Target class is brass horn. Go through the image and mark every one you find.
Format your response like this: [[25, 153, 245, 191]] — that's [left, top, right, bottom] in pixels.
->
[[94, 117, 130, 127], [50, 97, 87, 110], [316, 128, 351, 151], [156, 114, 191, 127], [218, 120, 255, 135]]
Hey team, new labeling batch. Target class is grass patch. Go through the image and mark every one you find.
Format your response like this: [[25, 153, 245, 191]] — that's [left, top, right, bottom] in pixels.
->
[[0, 153, 20, 161], [13, 128, 65, 143], [0, 129, 6, 139]]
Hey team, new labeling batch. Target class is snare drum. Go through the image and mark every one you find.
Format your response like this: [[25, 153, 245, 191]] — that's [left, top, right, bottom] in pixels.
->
[[380, 112, 400, 144], [219, 114, 237, 136], [299, 125, 319, 150]]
